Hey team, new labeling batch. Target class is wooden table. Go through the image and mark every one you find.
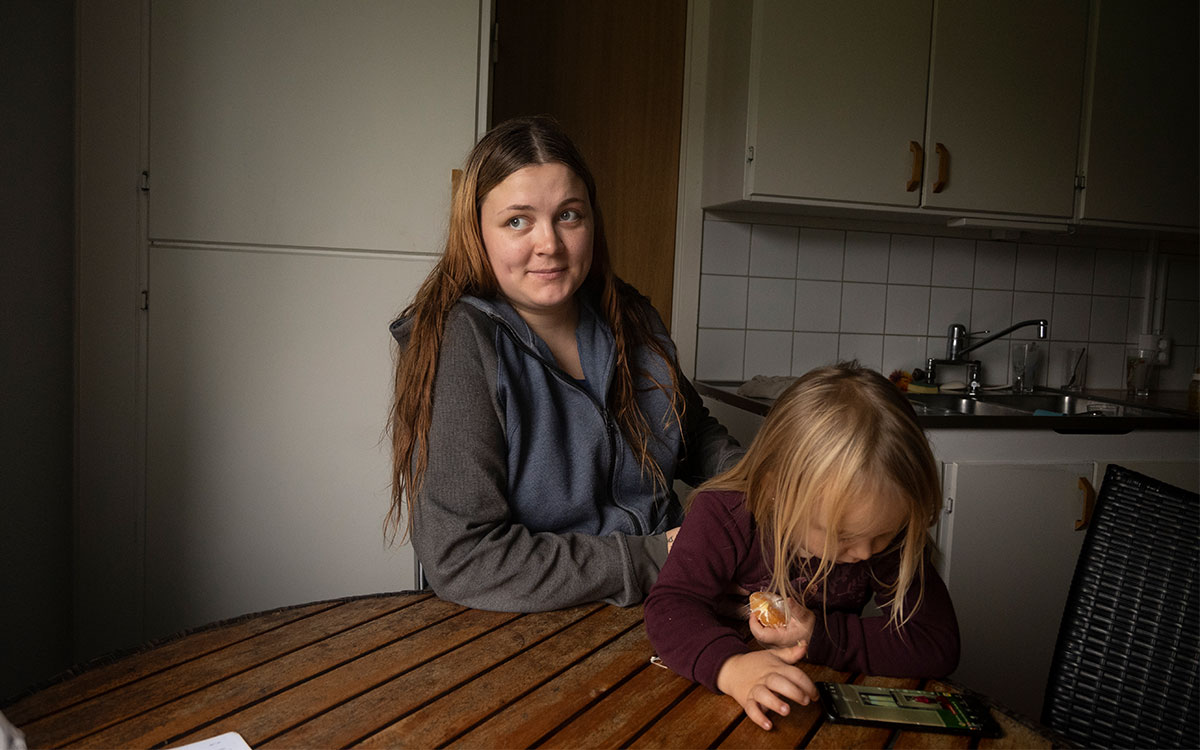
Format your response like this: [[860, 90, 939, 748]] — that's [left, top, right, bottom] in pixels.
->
[[4, 592, 1067, 748]]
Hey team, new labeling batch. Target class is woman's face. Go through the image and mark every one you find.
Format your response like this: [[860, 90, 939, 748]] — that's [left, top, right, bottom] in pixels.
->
[[478, 162, 594, 322]]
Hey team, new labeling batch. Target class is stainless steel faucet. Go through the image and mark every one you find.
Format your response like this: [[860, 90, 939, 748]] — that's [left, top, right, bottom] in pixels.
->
[[924, 319, 1049, 395]]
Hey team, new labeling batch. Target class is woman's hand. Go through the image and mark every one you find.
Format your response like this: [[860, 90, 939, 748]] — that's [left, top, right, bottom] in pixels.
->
[[716, 643, 817, 731], [749, 597, 815, 648]]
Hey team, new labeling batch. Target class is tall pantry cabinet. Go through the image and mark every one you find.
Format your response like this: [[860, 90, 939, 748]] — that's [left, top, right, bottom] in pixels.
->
[[77, 0, 489, 659]]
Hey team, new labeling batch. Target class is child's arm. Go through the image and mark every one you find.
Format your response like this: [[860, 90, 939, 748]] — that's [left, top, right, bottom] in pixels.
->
[[716, 642, 815, 732], [805, 548, 960, 677], [644, 491, 758, 691]]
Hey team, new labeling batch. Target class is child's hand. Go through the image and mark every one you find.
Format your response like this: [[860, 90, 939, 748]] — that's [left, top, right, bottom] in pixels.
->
[[749, 597, 815, 648], [716, 642, 817, 731]]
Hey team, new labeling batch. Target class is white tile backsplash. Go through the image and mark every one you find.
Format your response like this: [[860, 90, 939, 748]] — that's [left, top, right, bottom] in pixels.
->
[[1054, 246, 1095, 294], [797, 228, 845, 280], [791, 332, 840, 375], [974, 241, 1016, 289], [793, 280, 842, 332], [1051, 293, 1091, 341], [701, 220, 750, 274], [932, 237, 975, 287], [696, 328, 744, 380], [888, 234, 933, 285], [698, 274, 748, 329], [929, 287, 973, 337], [749, 224, 799, 277], [1015, 243, 1056, 292], [744, 330, 793, 379], [840, 282, 887, 333], [1093, 249, 1132, 296], [1089, 297, 1129, 344], [695, 218, 1199, 388], [971, 290, 1014, 333], [884, 285, 930, 335], [746, 277, 796, 330], [838, 334, 884, 371], [844, 232, 890, 282]]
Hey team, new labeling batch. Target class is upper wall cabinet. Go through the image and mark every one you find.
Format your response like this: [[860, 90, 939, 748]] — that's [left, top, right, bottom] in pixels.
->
[[920, 1, 1088, 218], [1076, 1, 1199, 229], [149, 0, 482, 252], [702, 0, 1088, 221]]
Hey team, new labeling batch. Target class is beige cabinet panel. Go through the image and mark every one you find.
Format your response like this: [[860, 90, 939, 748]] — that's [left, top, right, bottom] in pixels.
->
[[746, 0, 932, 207], [146, 246, 431, 638], [921, 1, 1088, 217], [148, 0, 482, 252], [938, 461, 1093, 720], [1077, 1, 1199, 229]]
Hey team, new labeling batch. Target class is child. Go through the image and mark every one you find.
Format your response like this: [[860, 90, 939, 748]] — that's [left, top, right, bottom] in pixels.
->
[[644, 362, 960, 731]]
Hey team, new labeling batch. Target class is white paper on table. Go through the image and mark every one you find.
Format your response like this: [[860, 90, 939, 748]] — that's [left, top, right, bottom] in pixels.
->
[[170, 732, 253, 750]]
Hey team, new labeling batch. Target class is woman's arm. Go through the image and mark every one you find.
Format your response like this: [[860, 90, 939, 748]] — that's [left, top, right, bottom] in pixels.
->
[[804, 549, 961, 677], [410, 306, 665, 611], [675, 372, 745, 484]]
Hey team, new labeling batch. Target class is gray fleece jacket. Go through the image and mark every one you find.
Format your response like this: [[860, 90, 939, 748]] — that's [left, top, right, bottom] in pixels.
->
[[390, 292, 742, 611]]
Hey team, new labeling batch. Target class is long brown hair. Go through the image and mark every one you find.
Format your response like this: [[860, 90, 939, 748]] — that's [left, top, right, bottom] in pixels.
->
[[692, 362, 941, 629], [387, 115, 682, 542]]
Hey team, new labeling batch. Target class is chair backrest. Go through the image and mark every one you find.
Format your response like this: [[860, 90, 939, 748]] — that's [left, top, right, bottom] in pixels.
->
[[1042, 464, 1199, 749]]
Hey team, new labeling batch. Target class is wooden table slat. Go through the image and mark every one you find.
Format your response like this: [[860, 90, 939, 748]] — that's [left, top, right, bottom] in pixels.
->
[[77, 595, 471, 749], [21, 595, 413, 748], [261, 603, 604, 749], [538, 652, 694, 749], [2, 600, 339, 726], [626, 674, 746, 749], [358, 603, 644, 748], [447, 622, 654, 749], [165, 600, 509, 749], [716, 664, 851, 749]]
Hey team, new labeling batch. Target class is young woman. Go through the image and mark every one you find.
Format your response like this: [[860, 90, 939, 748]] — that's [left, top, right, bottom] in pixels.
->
[[388, 116, 742, 612], [645, 363, 960, 731]]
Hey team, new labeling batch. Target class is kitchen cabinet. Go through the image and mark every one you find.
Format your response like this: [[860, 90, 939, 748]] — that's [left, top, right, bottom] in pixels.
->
[[1075, 1, 1199, 229], [937, 461, 1093, 722], [935, 454, 1198, 721], [702, 0, 1088, 220], [77, 0, 488, 657]]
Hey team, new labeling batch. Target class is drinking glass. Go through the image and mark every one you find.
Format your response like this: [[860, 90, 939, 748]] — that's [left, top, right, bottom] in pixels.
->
[[1062, 347, 1087, 392]]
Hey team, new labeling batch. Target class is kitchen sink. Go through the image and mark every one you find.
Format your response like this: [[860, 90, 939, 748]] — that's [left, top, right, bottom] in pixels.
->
[[906, 394, 1032, 416], [908, 390, 1186, 418]]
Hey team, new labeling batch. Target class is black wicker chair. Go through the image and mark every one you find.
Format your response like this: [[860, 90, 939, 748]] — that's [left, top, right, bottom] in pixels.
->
[[1042, 464, 1199, 749]]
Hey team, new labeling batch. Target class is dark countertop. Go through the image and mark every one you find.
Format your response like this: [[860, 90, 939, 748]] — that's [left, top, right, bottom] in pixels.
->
[[696, 380, 1199, 433]]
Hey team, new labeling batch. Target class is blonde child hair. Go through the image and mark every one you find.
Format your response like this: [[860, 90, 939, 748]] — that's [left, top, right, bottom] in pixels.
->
[[692, 362, 941, 630]]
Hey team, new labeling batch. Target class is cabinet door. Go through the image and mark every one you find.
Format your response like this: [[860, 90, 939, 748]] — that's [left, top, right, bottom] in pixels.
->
[[746, 0, 932, 207], [148, 0, 481, 252], [937, 461, 1093, 720], [1077, 1, 1199, 228], [922, 1, 1088, 217], [145, 247, 433, 637]]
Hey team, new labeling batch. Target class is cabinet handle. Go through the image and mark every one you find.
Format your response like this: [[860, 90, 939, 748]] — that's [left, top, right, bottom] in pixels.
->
[[933, 143, 949, 193], [1074, 476, 1096, 530], [907, 141, 923, 192]]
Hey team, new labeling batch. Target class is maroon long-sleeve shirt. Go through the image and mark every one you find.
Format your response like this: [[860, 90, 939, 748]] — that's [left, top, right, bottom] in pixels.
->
[[644, 490, 960, 693]]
